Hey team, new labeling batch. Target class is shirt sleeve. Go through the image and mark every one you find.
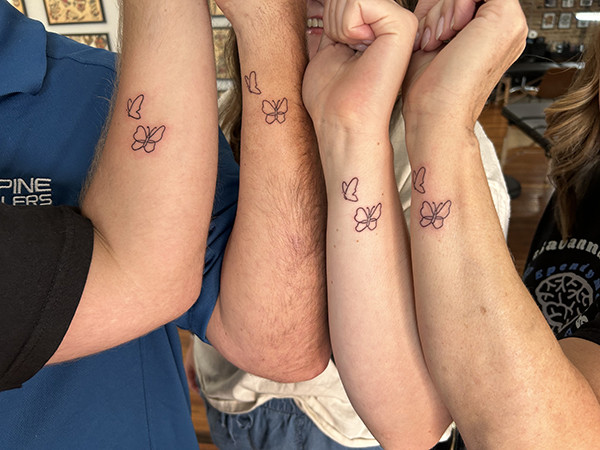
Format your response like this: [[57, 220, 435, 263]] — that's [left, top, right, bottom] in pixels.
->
[[0, 204, 93, 392]]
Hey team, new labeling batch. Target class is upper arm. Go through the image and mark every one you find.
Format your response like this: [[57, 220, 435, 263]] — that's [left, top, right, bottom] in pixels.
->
[[561, 338, 600, 402]]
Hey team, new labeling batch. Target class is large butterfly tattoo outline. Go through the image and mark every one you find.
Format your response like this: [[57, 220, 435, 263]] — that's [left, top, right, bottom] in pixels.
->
[[132, 125, 166, 153], [419, 200, 452, 229], [354, 203, 382, 232], [244, 71, 262, 95], [262, 98, 288, 125]]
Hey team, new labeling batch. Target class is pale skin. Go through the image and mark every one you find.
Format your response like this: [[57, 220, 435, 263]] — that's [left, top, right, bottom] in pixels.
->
[[303, 0, 450, 448], [307, 0, 600, 448], [405, 0, 600, 447], [50, 0, 219, 363], [204, 0, 331, 382]]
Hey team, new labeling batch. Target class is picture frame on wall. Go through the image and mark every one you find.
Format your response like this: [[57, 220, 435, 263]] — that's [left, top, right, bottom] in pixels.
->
[[209, 0, 224, 16], [65, 34, 111, 51], [561, 0, 574, 7], [44, 0, 105, 25], [542, 12, 556, 29], [558, 12, 573, 28], [577, 17, 591, 27], [8, 0, 26, 15], [544, 0, 557, 6], [580, 0, 593, 6]]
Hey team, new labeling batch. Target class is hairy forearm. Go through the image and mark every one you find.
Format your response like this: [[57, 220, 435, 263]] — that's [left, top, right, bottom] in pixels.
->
[[208, 5, 329, 382], [405, 121, 600, 447], [54, 0, 218, 362]]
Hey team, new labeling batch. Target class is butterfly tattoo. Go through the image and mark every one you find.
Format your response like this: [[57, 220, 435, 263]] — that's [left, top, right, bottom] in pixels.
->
[[262, 98, 288, 125], [412, 166, 426, 194], [419, 200, 452, 229], [126, 94, 144, 120], [342, 177, 359, 202], [244, 71, 262, 95], [354, 203, 382, 232], [131, 125, 166, 153]]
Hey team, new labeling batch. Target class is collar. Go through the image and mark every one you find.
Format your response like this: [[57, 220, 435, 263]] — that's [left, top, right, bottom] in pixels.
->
[[0, 0, 47, 96]]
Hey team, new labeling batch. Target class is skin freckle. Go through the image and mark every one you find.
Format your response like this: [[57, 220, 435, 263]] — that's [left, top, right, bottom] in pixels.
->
[[480, 306, 487, 315]]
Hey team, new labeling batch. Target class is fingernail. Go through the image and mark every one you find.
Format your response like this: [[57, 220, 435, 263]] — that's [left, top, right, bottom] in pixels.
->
[[362, 39, 373, 45], [421, 27, 431, 49], [413, 30, 421, 51], [450, 15, 455, 31], [436, 17, 444, 40]]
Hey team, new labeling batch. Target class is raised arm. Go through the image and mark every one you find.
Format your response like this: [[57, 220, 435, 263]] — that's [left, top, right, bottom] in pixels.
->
[[51, 0, 219, 363], [303, 0, 450, 447], [205, 0, 330, 382], [403, 0, 600, 446]]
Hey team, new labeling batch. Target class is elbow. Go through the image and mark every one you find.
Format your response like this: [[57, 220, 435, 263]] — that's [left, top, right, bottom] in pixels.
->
[[269, 343, 331, 383]]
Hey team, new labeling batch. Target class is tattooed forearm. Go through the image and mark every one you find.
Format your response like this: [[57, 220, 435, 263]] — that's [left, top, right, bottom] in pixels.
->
[[126, 93, 166, 154], [262, 98, 288, 124], [244, 71, 262, 95]]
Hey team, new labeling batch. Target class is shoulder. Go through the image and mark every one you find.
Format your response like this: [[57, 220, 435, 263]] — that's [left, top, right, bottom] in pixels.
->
[[46, 32, 116, 74]]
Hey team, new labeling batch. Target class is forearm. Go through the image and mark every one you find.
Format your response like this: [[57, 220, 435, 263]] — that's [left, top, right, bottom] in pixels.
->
[[406, 121, 600, 446], [319, 129, 450, 448], [54, 0, 219, 362], [208, 3, 329, 382]]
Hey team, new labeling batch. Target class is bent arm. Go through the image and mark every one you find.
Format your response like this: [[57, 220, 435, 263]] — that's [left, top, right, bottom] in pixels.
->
[[50, 0, 219, 363], [206, 1, 330, 382]]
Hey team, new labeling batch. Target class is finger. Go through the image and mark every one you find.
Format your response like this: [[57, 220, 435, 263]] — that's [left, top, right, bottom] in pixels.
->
[[451, 0, 478, 31]]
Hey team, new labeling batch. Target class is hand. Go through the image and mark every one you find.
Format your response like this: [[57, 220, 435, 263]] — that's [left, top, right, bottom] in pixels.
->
[[413, 0, 478, 51], [403, 0, 527, 127], [303, 0, 417, 135]]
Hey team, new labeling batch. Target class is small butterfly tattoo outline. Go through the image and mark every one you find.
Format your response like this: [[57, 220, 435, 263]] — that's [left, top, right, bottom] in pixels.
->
[[262, 98, 288, 125], [419, 200, 452, 229], [126, 94, 144, 120], [412, 166, 426, 194], [244, 71, 262, 95], [131, 125, 166, 153], [354, 203, 382, 232], [342, 177, 359, 202]]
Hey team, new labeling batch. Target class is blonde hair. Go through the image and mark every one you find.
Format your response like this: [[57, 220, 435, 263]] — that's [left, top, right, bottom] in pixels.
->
[[545, 26, 600, 238], [218, 0, 415, 162]]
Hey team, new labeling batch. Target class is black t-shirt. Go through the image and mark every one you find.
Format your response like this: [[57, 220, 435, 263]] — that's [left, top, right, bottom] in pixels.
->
[[523, 169, 600, 345], [0, 204, 93, 392]]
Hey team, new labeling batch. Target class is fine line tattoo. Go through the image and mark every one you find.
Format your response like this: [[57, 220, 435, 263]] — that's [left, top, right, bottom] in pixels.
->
[[262, 98, 288, 124], [127, 94, 144, 120], [342, 177, 359, 202], [354, 203, 382, 232], [412, 166, 426, 194], [131, 125, 166, 153], [419, 200, 452, 229], [244, 71, 262, 95]]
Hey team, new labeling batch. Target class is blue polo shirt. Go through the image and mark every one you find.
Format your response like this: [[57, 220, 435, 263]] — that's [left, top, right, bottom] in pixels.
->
[[0, 2, 239, 448]]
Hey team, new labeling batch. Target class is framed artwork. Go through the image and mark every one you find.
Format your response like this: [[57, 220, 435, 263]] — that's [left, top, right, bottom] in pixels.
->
[[209, 0, 224, 16], [65, 34, 111, 51], [542, 12, 556, 29], [44, 0, 105, 25], [558, 12, 573, 28], [580, 0, 593, 6], [561, 0, 574, 6], [577, 17, 591, 27], [8, 0, 26, 15], [213, 28, 230, 80], [544, 0, 557, 6]]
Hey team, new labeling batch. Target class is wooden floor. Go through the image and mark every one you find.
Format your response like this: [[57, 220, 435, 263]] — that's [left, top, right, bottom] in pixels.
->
[[179, 102, 555, 448]]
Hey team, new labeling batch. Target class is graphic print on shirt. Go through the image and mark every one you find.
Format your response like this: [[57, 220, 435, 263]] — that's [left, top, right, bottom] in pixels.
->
[[0, 177, 53, 206], [524, 237, 600, 338]]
